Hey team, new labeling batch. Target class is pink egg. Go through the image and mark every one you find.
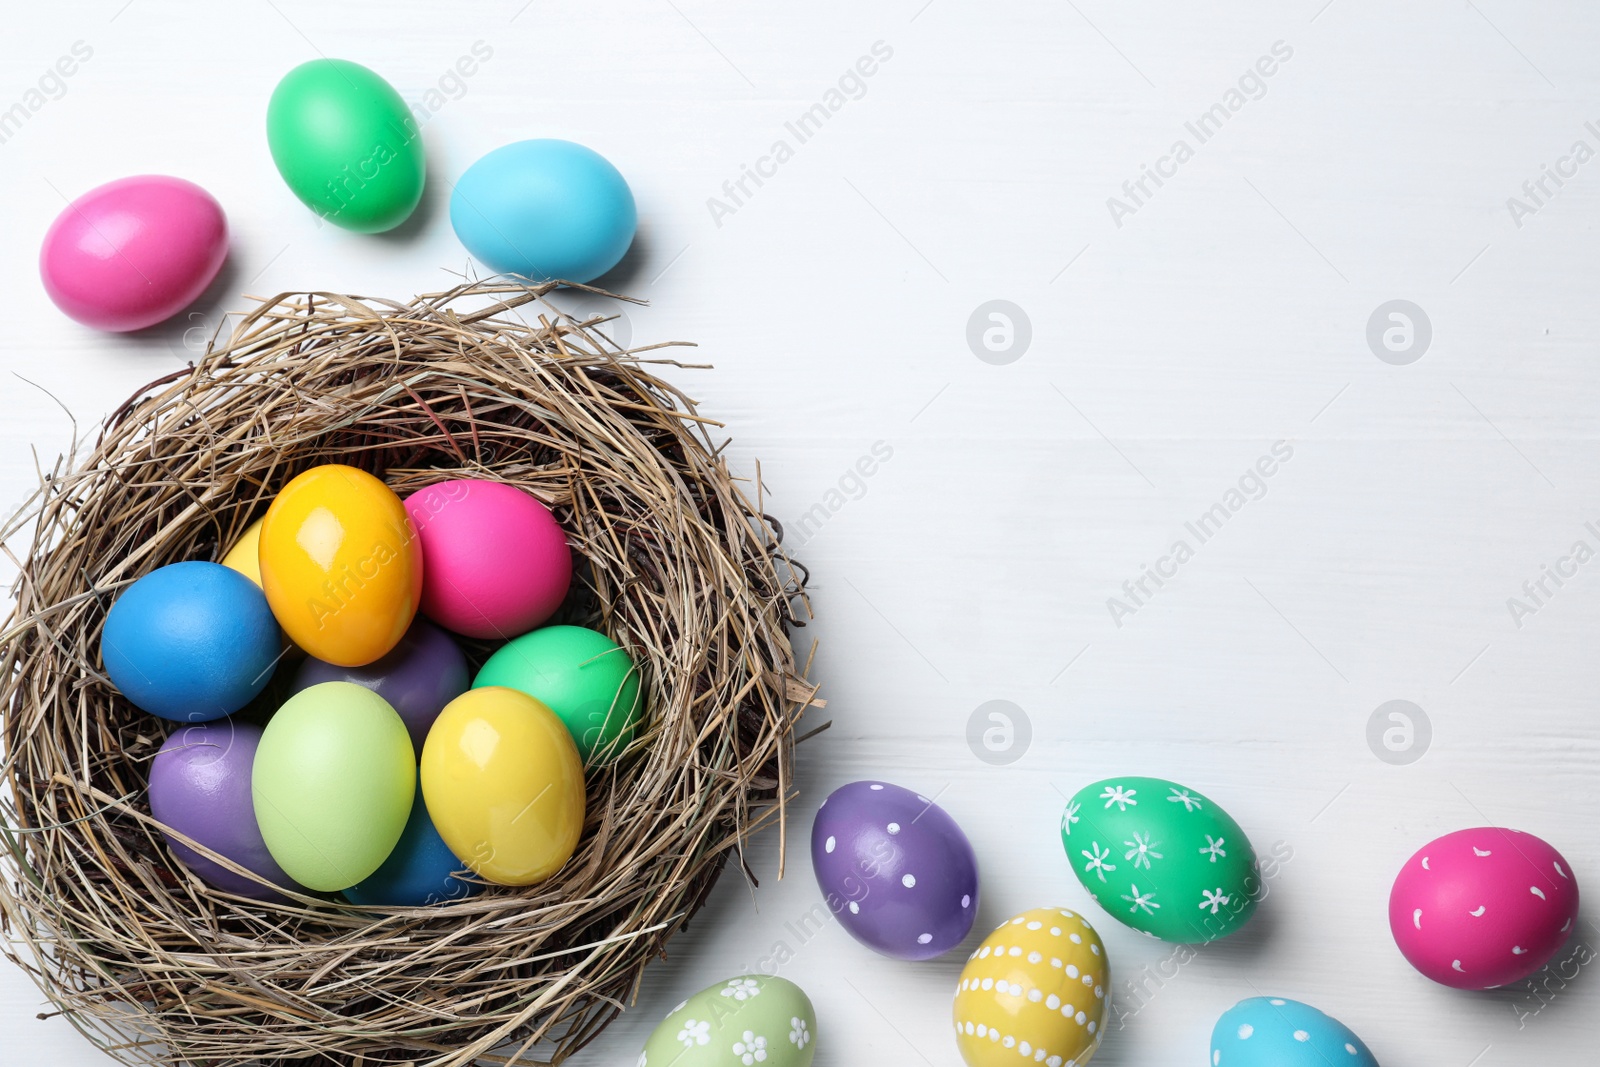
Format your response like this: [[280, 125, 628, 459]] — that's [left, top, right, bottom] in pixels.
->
[[1389, 826, 1578, 989], [404, 479, 572, 638], [40, 175, 228, 332]]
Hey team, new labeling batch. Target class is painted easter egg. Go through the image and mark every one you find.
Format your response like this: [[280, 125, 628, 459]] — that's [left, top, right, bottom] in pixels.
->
[[343, 780, 478, 907], [293, 618, 468, 754], [1211, 997, 1379, 1067], [953, 907, 1108, 1067], [420, 687, 585, 886], [149, 718, 300, 901], [101, 561, 280, 722], [267, 59, 424, 232], [450, 139, 636, 283], [637, 974, 816, 1067], [258, 464, 421, 667], [1389, 826, 1578, 989], [221, 517, 266, 586], [404, 479, 571, 638], [473, 625, 641, 763], [1061, 776, 1258, 943], [251, 681, 415, 891], [810, 780, 978, 960], [40, 175, 227, 332]]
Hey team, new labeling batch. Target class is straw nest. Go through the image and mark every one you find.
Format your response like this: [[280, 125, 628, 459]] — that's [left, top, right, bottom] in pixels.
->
[[0, 279, 817, 1067]]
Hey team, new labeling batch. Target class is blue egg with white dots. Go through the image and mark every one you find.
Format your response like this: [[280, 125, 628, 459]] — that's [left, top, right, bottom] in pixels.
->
[[449, 139, 636, 284], [343, 782, 479, 907], [101, 561, 280, 722], [1211, 997, 1379, 1067]]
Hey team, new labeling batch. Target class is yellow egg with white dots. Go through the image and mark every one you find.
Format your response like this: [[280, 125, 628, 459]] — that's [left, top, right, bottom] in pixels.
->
[[953, 907, 1110, 1067]]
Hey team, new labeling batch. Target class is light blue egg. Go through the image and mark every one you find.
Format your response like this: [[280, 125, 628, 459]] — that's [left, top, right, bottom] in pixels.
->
[[101, 561, 280, 722], [449, 139, 636, 284], [1211, 997, 1379, 1067], [343, 781, 479, 907]]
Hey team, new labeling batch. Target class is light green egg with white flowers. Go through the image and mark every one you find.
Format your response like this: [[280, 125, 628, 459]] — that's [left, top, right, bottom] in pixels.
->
[[639, 974, 816, 1067]]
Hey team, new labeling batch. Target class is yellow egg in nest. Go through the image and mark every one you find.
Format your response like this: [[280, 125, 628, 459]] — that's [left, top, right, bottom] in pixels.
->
[[258, 464, 420, 667], [221, 517, 266, 586], [952, 906, 1110, 1067]]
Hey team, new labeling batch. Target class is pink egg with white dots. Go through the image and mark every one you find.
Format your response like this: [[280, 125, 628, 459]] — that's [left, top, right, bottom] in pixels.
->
[[1388, 826, 1578, 989]]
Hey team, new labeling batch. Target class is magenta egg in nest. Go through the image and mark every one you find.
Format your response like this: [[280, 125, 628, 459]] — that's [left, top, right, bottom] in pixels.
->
[[404, 479, 572, 640]]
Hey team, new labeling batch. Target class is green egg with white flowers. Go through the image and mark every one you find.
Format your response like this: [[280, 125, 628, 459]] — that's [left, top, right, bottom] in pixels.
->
[[638, 974, 815, 1067], [1061, 775, 1260, 943]]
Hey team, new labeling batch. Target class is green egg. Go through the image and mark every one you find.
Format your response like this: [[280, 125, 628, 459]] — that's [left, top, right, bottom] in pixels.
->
[[473, 625, 641, 764], [1061, 775, 1259, 942], [639, 974, 816, 1067], [266, 59, 425, 232], [252, 681, 415, 891]]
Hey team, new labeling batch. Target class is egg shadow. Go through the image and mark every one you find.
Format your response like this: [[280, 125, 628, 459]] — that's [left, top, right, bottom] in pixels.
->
[[119, 255, 243, 365], [1451, 912, 1594, 1022], [913, 887, 993, 986], [1189, 889, 1281, 970], [918, 842, 1054, 981], [582, 224, 654, 296], [966, 866, 1007, 946], [371, 157, 445, 247]]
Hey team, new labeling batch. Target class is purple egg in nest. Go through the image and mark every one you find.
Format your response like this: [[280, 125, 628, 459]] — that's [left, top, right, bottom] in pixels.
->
[[149, 718, 300, 901], [810, 779, 979, 960], [293, 618, 469, 754]]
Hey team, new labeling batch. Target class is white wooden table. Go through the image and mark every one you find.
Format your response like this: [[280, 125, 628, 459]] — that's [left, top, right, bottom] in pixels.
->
[[3, 2, 1597, 1064]]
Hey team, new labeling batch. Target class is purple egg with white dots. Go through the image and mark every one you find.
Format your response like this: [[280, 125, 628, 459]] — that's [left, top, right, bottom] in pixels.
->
[[810, 779, 979, 960]]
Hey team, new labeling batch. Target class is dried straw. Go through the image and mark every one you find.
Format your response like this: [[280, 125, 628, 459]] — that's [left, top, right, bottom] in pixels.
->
[[0, 279, 817, 1067]]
